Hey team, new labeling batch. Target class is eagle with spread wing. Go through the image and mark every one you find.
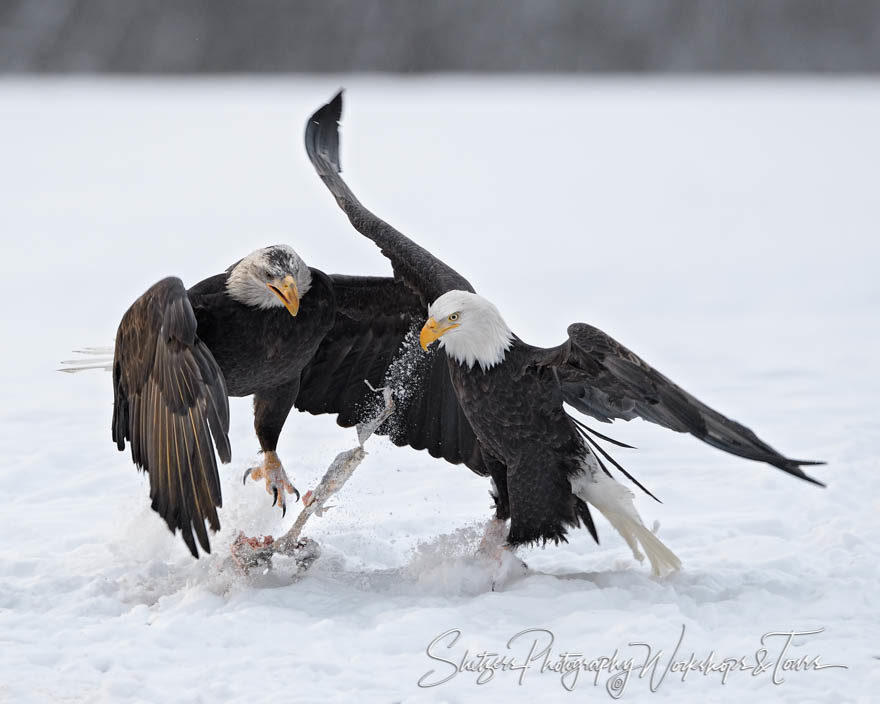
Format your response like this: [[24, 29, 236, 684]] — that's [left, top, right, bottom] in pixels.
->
[[302, 91, 824, 574]]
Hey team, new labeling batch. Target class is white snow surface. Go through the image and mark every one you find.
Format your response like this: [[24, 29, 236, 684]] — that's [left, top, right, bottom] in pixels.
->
[[1, 78, 878, 703]]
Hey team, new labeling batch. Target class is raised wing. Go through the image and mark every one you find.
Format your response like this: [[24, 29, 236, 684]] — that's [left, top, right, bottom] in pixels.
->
[[112, 277, 231, 557], [295, 275, 486, 475], [541, 322, 824, 485], [305, 90, 475, 304]]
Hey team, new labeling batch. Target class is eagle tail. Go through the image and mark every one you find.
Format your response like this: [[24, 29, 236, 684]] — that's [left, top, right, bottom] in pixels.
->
[[58, 346, 114, 373], [573, 461, 681, 577]]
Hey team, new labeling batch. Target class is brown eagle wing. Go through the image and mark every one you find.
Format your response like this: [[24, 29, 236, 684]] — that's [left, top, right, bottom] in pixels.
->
[[112, 277, 231, 557]]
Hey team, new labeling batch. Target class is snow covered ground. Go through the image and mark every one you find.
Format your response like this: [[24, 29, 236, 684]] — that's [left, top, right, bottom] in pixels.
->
[[0, 78, 878, 703]]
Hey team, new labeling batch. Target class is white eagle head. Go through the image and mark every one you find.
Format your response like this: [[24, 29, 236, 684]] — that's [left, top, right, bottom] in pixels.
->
[[226, 244, 313, 316], [421, 290, 513, 371]]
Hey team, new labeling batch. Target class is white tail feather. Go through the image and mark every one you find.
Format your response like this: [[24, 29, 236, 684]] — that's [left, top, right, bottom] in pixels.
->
[[572, 457, 682, 577], [594, 507, 682, 577], [58, 346, 114, 373]]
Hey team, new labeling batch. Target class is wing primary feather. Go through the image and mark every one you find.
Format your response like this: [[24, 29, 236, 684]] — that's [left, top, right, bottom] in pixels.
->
[[553, 322, 825, 486], [581, 431, 614, 482], [181, 413, 211, 554], [568, 414, 636, 449], [576, 424, 662, 503], [305, 92, 475, 301], [575, 497, 599, 544]]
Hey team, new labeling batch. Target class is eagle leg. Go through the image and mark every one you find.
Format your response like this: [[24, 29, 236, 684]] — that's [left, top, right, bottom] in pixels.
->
[[243, 451, 300, 517]]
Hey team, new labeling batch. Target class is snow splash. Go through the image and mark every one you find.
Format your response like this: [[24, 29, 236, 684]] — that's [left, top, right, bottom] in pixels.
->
[[358, 326, 437, 443]]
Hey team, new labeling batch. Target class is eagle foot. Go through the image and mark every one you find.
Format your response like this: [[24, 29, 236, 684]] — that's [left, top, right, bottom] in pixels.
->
[[486, 548, 529, 591], [475, 519, 528, 590], [242, 451, 300, 516]]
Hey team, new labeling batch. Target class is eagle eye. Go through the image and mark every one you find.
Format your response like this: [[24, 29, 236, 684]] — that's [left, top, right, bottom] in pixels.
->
[[448, 313, 460, 322]]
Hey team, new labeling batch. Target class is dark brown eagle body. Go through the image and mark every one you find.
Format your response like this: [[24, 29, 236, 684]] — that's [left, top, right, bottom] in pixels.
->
[[448, 341, 593, 546], [186, 269, 336, 458], [187, 270, 335, 397]]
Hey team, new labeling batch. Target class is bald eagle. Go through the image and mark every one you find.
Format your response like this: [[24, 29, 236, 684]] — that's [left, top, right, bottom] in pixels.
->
[[304, 92, 824, 575], [113, 244, 449, 557]]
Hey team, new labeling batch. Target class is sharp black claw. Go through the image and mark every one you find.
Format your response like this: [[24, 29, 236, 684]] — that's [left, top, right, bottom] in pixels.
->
[[291, 487, 300, 503], [272, 487, 278, 506], [242, 467, 252, 485], [281, 502, 287, 518]]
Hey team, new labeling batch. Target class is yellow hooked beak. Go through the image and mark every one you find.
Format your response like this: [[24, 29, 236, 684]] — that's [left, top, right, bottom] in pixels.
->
[[419, 317, 460, 350], [267, 275, 300, 317]]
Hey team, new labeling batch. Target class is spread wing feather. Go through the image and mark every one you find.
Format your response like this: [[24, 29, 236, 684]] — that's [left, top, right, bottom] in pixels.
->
[[112, 277, 231, 557], [303, 93, 485, 473], [305, 91, 474, 303], [295, 275, 486, 475], [540, 323, 823, 484]]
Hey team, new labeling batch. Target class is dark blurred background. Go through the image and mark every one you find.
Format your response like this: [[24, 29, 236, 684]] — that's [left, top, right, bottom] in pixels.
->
[[2, 0, 879, 73]]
